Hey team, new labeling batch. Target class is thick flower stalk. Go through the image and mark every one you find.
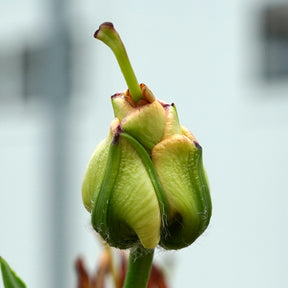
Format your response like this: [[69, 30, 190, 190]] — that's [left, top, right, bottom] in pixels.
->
[[82, 22, 211, 271]]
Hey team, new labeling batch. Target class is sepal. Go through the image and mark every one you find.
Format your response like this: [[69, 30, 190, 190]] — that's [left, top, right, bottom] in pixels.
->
[[152, 135, 211, 249]]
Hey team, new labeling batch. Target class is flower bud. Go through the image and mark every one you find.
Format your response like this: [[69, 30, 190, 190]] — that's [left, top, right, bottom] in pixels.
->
[[82, 22, 212, 251], [82, 117, 162, 249], [154, 129, 211, 249], [82, 84, 211, 250]]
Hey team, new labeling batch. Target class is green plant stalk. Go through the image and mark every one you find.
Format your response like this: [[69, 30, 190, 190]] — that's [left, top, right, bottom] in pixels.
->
[[123, 247, 154, 288], [94, 22, 155, 287], [94, 22, 143, 102]]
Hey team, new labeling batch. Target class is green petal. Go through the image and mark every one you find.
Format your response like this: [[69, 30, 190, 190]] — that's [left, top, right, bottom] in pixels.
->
[[111, 93, 134, 120], [109, 135, 161, 249], [82, 133, 113, 212], [82, 118, 120, 211], [89, 129, 161, 249], [152, 135, 212, 249], [121, 101, 166, 151], [162, 103, 182, 139]]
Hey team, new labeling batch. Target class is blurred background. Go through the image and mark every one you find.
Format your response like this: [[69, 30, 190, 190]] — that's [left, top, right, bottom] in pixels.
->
[[1, 0, 288, 287]]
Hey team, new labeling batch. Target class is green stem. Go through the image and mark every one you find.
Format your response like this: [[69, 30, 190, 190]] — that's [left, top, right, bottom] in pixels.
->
[[123, 247, 154, 288], [94, 22, 143, 102]]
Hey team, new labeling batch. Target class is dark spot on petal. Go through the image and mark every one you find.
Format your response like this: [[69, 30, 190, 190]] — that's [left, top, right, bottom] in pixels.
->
[[193, 141, 202, 150], [116, 125, 122, 134], [112, 133, 120, 144], [111, 92, 123, 99], [162, 104, 170, 111], [158, 100, 169, 107], [112, 125, 122, 144]]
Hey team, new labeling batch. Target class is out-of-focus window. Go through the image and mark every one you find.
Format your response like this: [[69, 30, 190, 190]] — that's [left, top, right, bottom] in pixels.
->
[[262, 4, 288, 81]]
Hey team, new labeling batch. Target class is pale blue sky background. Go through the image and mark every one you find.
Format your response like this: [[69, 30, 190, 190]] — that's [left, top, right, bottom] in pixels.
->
[[1, 0, 288, 287]]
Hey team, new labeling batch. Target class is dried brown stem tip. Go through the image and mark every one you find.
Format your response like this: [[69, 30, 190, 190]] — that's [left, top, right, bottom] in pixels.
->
[[94, 22, 114, 38]]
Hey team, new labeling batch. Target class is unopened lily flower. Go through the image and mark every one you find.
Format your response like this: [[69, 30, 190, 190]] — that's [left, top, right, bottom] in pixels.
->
[[82, 22, 212, 251]]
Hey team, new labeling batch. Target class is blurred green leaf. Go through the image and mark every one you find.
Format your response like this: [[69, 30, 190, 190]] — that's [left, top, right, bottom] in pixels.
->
[[0, 257, 26, 288]]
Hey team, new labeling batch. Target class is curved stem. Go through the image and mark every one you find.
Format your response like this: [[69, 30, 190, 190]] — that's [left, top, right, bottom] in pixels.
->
[[123, 247, 154, 288], [94, 22, 143, 102]]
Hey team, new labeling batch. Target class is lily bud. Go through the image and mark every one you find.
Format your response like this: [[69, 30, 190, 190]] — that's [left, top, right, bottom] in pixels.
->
[[82, 116, 162, 249], [82, 22, 212, 251]]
